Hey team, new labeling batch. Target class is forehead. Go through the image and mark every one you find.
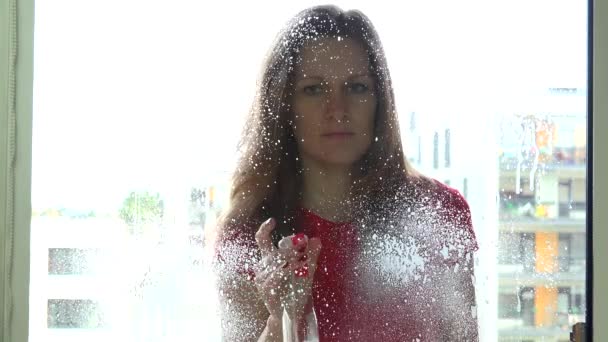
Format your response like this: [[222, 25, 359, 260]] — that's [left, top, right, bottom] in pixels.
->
[[295, 37, 371, 79]]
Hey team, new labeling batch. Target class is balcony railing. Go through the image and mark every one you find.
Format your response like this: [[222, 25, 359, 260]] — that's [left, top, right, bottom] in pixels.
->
[[499, 146, 586, 171], [499, 201, 586, 221], [497, 261, 586, 286]]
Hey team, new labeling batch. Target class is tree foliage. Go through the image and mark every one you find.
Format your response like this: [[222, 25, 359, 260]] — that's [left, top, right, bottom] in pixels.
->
[[118, 191, 164, 226]]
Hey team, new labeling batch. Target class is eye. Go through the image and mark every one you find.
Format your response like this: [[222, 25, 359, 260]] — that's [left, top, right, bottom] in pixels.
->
[[347, 82, 370, 94], [302, 84, 324, 96]]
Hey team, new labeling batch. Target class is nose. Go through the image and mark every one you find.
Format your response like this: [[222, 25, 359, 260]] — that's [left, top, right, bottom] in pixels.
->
[[325, 86, 348, 122]]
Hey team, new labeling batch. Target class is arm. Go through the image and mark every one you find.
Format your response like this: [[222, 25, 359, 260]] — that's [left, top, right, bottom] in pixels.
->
[[434, 250, 478, 341], [216, 272, 278, 342], [212, 227, 273, 341], [215, 218, 321, 342], [440, 185, 479, 340], [258, 315, 283, 342], [457, 252, 479, 341]]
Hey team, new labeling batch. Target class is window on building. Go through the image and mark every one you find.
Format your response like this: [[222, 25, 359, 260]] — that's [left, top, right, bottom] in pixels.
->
[[417, 136, 422, 165], [409, 112, 416, 131], [498, 232, 520, 265], [48, 248, 101, 275], [444, 128, 451, 168], [499, 176, 537, 220], [558, 179, 573, 218], [557, 287, 572, 328], [520, 287, 536, 326], [47, 299, 105, 329], [433, 131, 439, 169], [498, 293, 519, 319], [558, 234, 571, 272], [570, 233, 586, 272], [557, 287, 571, 314], [573, 292, 586, 314], [520, 233, 536, 272]]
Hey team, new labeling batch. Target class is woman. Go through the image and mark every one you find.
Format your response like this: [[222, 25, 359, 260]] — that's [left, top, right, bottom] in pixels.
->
[[211, 5, 478, 341]]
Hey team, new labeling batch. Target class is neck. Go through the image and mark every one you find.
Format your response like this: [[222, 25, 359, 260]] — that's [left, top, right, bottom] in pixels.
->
[[300, 157, 353, 222]]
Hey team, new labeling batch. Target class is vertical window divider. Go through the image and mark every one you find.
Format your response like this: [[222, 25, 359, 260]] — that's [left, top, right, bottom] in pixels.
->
[[1, 0, 34, 341]]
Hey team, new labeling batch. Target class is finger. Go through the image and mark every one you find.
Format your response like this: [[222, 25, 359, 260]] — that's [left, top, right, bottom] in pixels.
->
[[261, 267, 290, 292], [259, 276, 287, 303], [276, 247, 304, 264], [255, 218, 276, 256], [254, 255, 274, 280], [287, 260, 308, 269], [255, 254, 288, 280], [305, 237, 322, 274], [255, 259, 288, 286], [291, 233, 308, 252], [278, 235, 292, 250], [278, 233, 309, 252], [289, 261, 310, 278]]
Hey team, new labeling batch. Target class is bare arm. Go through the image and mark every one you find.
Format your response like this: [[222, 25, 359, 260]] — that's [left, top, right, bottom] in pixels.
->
[[212, 223, 273, 341], [459, 253, 479, 341], [438, 252, 478, 341], [215, 218, 321, 342], [443, 186, 479, 340], [216, 273, 277, 342]]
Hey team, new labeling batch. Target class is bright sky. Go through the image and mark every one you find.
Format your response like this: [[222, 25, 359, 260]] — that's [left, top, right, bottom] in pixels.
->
[[31, 0, 587, 213]]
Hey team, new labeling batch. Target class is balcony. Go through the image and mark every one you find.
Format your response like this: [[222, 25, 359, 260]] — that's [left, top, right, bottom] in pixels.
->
[[500, 146, 586, 170], [498, 311, 585, 340], [499, 200, 586, 232], [498, 325, 570, 341], [497, 260, 586, 286]]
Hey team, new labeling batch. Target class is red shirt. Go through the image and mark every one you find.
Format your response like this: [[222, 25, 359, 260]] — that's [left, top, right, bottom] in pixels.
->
[[216, 180, 479, 341]]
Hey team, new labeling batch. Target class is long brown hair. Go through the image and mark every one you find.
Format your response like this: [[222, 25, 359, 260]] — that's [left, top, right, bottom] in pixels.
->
[[216, 5, 423, 245]]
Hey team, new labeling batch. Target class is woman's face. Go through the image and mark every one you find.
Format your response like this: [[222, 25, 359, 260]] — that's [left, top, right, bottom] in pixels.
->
[[291, 37, 377, 168]]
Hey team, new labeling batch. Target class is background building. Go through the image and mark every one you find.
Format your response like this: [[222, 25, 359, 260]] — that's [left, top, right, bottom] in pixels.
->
[[495, 87, 586, 342], [29, 189, 221, 342], [407, 86, 587, 342]]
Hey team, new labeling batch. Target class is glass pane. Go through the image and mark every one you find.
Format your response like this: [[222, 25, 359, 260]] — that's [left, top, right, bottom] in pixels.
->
[[47, 299, 105, 329], [30, 0, 587, 341]]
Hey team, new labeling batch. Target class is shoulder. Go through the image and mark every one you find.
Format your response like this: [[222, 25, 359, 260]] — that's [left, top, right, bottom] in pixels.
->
[[402, 176, 469, 211], [404, 177, 478, 252], [432, 180, 478, 253], [429, 179, 471, 214]]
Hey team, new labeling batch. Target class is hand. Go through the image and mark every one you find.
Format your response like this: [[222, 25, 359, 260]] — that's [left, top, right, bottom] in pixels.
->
[[254, 218, 322, 320]]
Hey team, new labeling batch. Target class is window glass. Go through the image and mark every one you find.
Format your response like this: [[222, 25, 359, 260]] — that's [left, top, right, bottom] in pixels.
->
[[48, 248, 102, 275], [30, 0, 587, 341], [433, 131, 440, 169], [47, 299, 105, 329], [445, 129, 451, 168]]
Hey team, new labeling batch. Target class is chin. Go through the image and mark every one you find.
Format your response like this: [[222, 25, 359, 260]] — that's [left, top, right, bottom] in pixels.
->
[[299, 141, 371, 169], [319, 150, 368, 167]]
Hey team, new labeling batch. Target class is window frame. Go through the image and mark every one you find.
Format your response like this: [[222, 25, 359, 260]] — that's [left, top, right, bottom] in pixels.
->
[[1, 0, 606, 341], [1, 0, 34, 341], [589, 0, 607, 339]]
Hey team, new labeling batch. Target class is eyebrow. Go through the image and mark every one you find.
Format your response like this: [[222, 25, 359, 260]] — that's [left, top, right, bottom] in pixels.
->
[[295, 74, 373, 82]]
